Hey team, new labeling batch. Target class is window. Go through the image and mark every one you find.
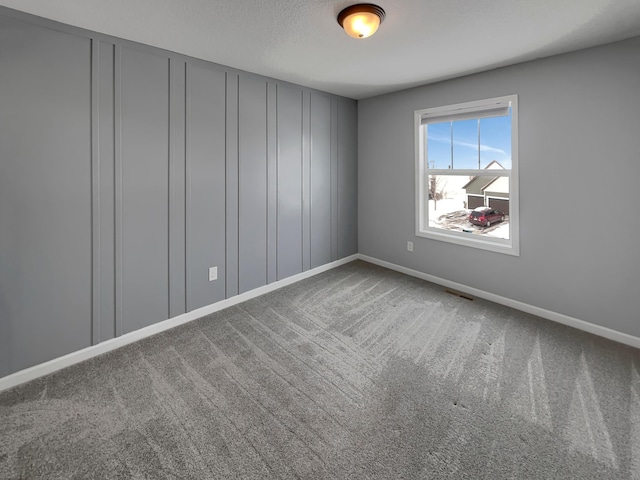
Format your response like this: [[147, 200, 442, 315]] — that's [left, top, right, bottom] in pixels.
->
[[415, 95, 519, 255]]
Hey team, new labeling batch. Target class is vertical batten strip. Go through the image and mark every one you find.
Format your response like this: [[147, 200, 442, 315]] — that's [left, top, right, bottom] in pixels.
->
[[302, 91, 311, 272], [168, 57, 173, 317], [90, 38, 101, 345], [224, 74, 239, 298], [184, 63, 192, 312], [114, 45, 123, 337], [265, 82, 269, 283], [266, 82, 278, 284], [237, 75, 240, 295], [184, 63, 189, 312], [330, 98, 339, 261], [223, 71, 228, 300], [274, 84, 279, 281]]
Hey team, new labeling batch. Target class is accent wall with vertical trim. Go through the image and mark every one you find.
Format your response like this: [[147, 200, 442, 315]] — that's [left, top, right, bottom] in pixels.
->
[[0, 7, 358, 379]]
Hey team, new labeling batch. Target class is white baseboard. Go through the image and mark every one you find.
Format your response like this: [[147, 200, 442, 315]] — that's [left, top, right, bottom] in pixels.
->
[[0, 254, 359, 394], [357, 254, 640, 350], [4, 252, 637, 394]]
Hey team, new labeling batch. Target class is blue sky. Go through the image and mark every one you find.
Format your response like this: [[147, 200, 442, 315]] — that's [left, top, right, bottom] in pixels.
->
[[426, 114, 512, 170]]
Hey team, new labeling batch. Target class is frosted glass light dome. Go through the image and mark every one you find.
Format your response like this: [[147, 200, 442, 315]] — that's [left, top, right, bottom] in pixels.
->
[[338, 4, 386, 39]]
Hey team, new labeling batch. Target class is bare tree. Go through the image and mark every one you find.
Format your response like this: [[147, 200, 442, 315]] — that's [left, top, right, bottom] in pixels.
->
[[429, 176, 446, 210]]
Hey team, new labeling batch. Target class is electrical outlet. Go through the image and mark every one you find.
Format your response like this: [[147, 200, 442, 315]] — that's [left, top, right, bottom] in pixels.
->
[[208, 266, 218, 281], [407, 241, 413, 252]]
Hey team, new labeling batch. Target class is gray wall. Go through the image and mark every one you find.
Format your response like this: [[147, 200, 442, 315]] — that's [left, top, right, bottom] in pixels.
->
[[358, 36, 640, 338], [0, 9, 357, 378]]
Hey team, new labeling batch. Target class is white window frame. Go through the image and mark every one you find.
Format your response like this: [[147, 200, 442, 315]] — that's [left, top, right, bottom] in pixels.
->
[[414, 95, 519, 256]]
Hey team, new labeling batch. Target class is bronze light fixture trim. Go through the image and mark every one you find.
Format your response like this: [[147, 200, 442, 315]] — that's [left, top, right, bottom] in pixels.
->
[[337, 4, 386, 39]]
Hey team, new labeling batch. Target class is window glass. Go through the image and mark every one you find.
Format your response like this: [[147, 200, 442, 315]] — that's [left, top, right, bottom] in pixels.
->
[[427, 174, 510, 240], [452, 119, 479, 169], [426, 121, 452, 169], [480, 115, 512, 169]]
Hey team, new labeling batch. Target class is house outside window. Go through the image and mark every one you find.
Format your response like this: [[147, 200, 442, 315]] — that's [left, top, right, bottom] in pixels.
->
[[414, 95, 519, 256]]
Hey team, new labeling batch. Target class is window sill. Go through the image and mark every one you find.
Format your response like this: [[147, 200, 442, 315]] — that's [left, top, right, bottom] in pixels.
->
[[416, 228, 520, 256]]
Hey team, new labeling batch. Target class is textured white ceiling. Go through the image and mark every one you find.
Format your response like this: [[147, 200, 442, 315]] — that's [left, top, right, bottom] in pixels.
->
[[1, 0, 640, 99]]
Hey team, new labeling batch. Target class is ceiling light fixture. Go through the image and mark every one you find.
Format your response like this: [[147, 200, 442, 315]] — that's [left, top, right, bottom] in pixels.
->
[[337, 4, 386, 39]]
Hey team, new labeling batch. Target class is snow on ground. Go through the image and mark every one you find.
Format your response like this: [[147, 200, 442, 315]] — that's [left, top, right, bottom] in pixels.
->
[[428, 198, 464, 218], [427, 198, 510, 239], [485, 222, 509, 238]]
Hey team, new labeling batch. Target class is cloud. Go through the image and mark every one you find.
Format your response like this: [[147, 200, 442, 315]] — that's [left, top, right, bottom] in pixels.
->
[[461, 141, 506, 155], [429, 136, 506, 155]]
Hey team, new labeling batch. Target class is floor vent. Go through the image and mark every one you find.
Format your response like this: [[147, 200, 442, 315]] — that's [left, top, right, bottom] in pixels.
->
[[445, 288, 474, 301]]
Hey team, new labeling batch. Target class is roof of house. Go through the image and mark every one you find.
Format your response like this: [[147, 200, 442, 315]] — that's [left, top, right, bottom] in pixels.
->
[[461, 161, 505, 190]]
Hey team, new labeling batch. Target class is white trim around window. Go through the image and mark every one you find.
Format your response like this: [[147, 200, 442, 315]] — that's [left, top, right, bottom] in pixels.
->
[[414, 95, 519, 256]]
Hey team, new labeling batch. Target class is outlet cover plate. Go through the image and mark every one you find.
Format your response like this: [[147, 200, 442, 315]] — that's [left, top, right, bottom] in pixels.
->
[[208, 266, 218, 281]]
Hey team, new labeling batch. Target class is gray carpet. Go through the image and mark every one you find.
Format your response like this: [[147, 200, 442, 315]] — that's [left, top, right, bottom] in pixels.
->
[[1, 260, 639, 479]]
